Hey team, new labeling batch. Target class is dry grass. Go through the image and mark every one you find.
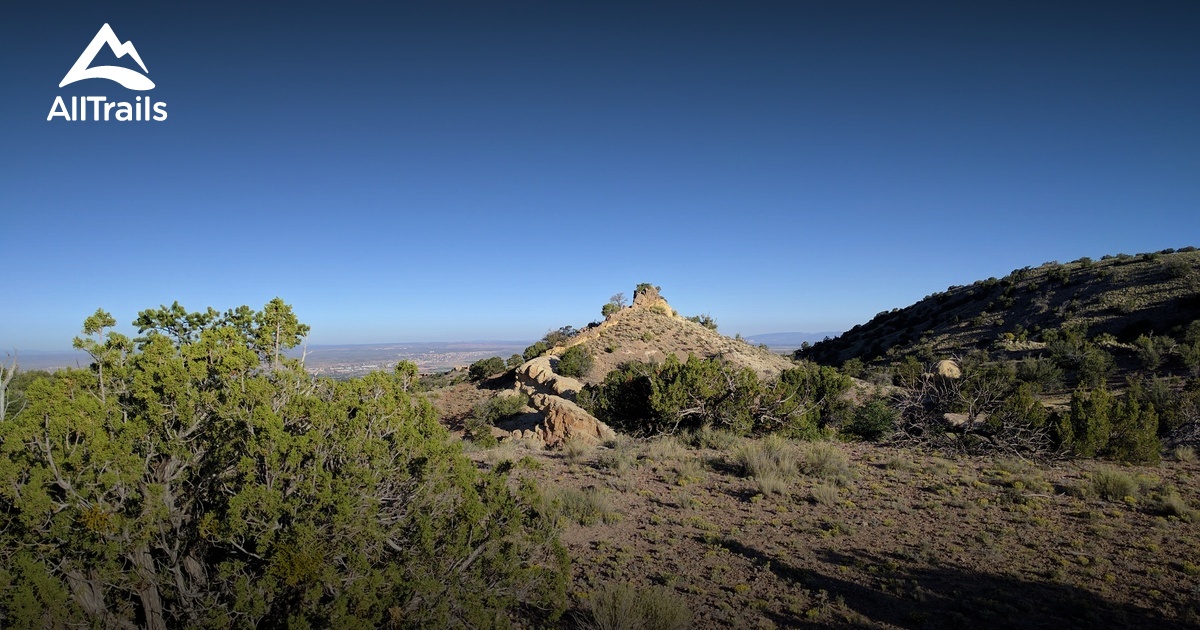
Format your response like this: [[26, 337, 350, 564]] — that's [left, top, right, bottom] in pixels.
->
[[552, 486, 622, 526], [583, 582, 691, 630], [1090, 467, 1140, 502], [800, 441, 855, 486], [732, 434, 802, 495]]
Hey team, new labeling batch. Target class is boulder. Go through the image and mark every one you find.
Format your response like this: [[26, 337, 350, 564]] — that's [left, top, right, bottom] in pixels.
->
[[530, 393, 616, 448], [935, 359, 962, 379]]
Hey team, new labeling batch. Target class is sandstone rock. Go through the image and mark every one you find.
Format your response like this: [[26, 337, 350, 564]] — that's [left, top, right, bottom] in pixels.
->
[[516, 356, 582, 400], [530, 393, 616, 448], [935, 359, 962, 379], [632, 285, 672, 313]]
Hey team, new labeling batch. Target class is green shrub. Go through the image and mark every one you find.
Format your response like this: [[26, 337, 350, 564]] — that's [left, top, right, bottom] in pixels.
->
[[523, 341, 549, 361], [1016, 356, 1063, 391], [0, 302, 569, 628], [507, 353, 525, 368], [556, 345, 594, 378], [686, 314, 718, 331], [843, 399, 897, 442], [1065, 387, 1115, 457], [841, 357, 865, 378], [468, 356, 507, 380], [472, 392, 529, 432], [580, 356, 848, 439], [1133, 334, 1173, 372], [464, 415, 499, 447]]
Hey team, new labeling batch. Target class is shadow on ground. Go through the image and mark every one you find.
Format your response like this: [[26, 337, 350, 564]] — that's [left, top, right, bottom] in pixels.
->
[[715, 538, 1194, 629]]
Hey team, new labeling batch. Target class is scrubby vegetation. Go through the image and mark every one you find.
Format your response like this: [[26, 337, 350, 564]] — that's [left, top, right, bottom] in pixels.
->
[[0, 302, 568, 628], [469, 355, 508, 380], [800, 248, 1200, 375], [556, 344, 594, 378], [10, 260, 1200, 627], [578, 355, 850, 439]]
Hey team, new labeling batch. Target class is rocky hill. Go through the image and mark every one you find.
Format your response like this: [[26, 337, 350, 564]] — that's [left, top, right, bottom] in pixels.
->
[[801, 247, 1200, 367], [430, 285, 798, 449], [550, 285, 796, 384]]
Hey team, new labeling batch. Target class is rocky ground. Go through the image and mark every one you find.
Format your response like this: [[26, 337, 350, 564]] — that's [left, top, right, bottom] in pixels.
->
[[465, 436, 1200, 629]]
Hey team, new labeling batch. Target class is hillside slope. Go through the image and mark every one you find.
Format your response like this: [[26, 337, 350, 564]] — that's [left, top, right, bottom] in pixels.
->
[[801, 248, 1200, 367]]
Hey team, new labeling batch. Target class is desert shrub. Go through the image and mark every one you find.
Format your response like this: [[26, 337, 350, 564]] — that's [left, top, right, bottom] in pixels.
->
[[476, 392, 529, 424], [0, 303, 569, 628], [1164, 257, 1194, 279], [885, 456, 918, 471], [665, 456, 707, 486], [642, 434, 688, 463], [1090, 467, 1139, 502], [468, 356, 507, 380], [1107, 391, 1161, 464], [686, 313, 718, 331], [464, 416, 499, 447], [841, 357, 865, 378], [468, 394, 529, 447], [1134, 334, 1174, 372], [584, 582, 690, 630], [843, 398, 898, 442], [556, 345, 594, 378], [507, 353, 525, 368], [1174, 445, 1197, 463], [601, 302, 621, 318], [1154, 489, 1198, 521], [1046, 264, 1071, 285], [543, 326, 578, 347], [523, 341, 551, 361], [984, 382, 1053, 453], [1016, 356, 1064, 391], [1045, 326, 1114, 387], [1062, 387, 1115, 457], [892, 355, 924, 388], [580, 356, 848, 439]]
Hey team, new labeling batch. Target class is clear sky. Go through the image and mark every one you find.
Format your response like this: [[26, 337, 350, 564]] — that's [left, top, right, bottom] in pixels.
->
[[2, 1, 1197, 351]]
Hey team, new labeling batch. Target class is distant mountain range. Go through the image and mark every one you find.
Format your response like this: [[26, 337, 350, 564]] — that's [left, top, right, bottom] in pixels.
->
[[742, 332, 842, 349]]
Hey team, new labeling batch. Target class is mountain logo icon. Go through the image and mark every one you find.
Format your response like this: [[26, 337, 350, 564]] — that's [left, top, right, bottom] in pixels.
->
[[59, 23, 155, 91]]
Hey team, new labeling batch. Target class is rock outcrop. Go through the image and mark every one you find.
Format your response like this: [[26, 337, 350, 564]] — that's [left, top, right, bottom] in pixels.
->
[[496, 355, 616, 448]]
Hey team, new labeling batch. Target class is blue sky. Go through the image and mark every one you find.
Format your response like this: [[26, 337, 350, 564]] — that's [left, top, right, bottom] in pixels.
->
[[2, 1, 1197, 350]]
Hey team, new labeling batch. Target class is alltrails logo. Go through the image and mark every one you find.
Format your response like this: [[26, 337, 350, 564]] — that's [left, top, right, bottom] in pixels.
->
[[48, 24, 167, 122]]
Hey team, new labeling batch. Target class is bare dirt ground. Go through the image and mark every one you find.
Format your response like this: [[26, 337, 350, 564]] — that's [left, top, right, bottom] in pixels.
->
[[466, 438, 1200, 629]]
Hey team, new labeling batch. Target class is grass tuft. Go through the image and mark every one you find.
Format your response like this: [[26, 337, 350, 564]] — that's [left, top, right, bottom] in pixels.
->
[[584, 582, 691, 630], [1090, 467, 1139, 502], [552, 486, 622, 526]]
